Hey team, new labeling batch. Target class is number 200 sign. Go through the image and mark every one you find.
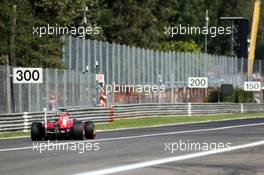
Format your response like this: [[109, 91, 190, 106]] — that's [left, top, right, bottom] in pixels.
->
[[13, 68, 43, 84], [188, 77, 208, 88]]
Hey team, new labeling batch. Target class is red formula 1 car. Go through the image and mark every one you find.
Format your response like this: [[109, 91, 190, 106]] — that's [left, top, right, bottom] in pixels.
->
[[31, 109, 96, 141]]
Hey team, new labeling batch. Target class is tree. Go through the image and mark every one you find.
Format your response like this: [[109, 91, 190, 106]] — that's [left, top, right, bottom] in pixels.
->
[[0, 0, 263, 68], [0, 0, 65, 68]]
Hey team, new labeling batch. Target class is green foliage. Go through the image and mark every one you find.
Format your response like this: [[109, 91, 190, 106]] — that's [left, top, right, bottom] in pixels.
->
[[256, 40, 264, 60], [0, 0, 263, 68], [230, 88, 253, 103], [208, 88, 253, 103], [157, 40, 201, 52], [208, 89, 220, 102], [102, 0, 160, 48], [0, 0, 66, 68], [0, 1, 12, 61], [34, 0, 84, 25], [0, 55, 8, 65]]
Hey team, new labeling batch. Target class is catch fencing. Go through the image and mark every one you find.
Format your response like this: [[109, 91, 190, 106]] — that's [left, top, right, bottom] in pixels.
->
[[0, 103, 264, 132], [0, 66, 96, 113], [63, 36, 264, 86], [1, 36, 264, 113]]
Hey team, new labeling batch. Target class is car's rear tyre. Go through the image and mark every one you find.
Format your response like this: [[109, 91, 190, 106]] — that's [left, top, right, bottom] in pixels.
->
[[31, 122, 44, 141], [84, 121, 96, 139], [72, 122, 85, 140]]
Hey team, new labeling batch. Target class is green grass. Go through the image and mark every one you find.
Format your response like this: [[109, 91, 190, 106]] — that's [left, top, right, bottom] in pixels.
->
[[0, 113, 264, 138], [0, 131, 30, 138]]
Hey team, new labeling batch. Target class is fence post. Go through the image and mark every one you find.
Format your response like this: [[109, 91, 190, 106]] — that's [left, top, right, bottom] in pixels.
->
[[171, 73, 174, 103], [6, 65, 12, 113], [23, 112, 31, 132], [45, 69, 49, 109], [240, 103, 244, 113], [28, 84, 31, 112], [18, 83, 22, 112], [188, 103, 192, 116], [112, 43, 115, 105], [63, 70, 67, 106]]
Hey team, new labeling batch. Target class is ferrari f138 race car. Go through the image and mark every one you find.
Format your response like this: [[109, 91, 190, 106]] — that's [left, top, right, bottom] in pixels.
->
[[31, 109, 96, 141]]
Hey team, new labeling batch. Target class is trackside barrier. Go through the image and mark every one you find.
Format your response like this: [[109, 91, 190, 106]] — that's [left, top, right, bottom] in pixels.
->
[[22, 112, 31, 132], [241, 103, 244, 114], [0, 103, 264, 132], [187, 103, 192, 116]]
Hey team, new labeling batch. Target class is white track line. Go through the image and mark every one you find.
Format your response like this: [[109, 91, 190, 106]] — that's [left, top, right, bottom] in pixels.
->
[[0, 122, 264, 152], [75, 140, 264, 175]]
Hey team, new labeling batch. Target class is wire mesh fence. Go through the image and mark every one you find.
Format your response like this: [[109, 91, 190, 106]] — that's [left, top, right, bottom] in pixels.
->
[[63, 36, 264, 87], [0, 36, 264, 113], [0, 66, 97, 113]]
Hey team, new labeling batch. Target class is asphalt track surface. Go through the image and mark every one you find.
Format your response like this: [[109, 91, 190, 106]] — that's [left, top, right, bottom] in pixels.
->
[[1, 118, 264, 175]]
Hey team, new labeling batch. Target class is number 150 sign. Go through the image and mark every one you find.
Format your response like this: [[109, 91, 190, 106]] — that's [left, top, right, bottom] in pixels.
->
[[13, 68, 43, 84]]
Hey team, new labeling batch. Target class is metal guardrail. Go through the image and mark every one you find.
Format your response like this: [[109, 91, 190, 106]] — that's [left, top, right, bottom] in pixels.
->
[[0, 103, 264, 132]]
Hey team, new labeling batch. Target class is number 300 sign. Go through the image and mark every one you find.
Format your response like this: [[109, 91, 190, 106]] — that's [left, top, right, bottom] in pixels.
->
[[13, 68, 43, 84]]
